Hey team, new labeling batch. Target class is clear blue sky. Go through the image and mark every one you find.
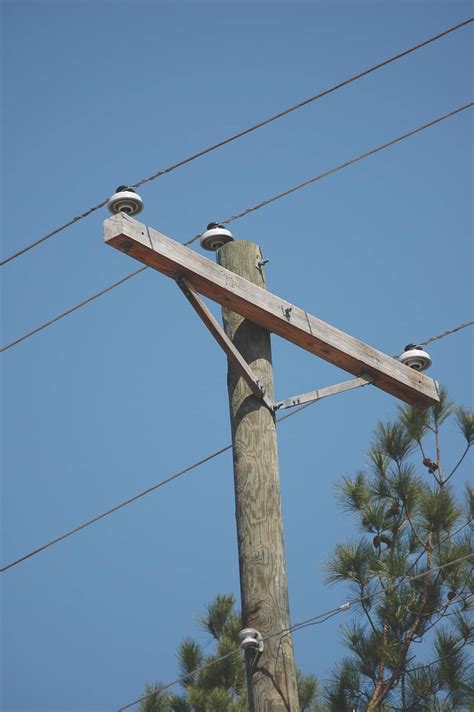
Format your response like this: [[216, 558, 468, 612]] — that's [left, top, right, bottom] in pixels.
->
[[1, 2, 472, 711]]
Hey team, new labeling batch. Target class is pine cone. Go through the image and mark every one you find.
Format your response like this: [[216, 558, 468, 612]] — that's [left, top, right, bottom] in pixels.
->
[[423, 457, 439, 474]]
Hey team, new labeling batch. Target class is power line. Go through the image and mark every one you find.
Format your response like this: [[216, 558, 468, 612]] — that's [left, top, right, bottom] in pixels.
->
[[0, 267, 148, 353], [219, 103, 473, 226], [131, 19, 471, 196], [270, 553, 474, 641], [2, 328, 472, 575], [115, 553, 473, 711], [1, 18, 472, 268], [116, 650, 242, 712], [391, 318, 474, 359], [0, 444, 230, 573], [419, 320, 474, 347], [0, 399, 317, 573], [2, 102, 472, 354]]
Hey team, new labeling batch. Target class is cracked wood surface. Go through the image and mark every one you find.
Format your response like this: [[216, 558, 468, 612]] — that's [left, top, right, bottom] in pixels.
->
[[218, 240, 299, 712]]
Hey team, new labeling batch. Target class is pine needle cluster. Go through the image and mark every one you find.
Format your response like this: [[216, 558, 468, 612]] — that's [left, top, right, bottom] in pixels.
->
[[139, 594, 321, 711], [324, 388, 473, 711]]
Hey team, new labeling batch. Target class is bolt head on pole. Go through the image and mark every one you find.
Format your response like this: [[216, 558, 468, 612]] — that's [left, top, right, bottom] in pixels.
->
[[398, 344, 432, 372], [107, 186, 144, 216], [200, 222, 234, 251]]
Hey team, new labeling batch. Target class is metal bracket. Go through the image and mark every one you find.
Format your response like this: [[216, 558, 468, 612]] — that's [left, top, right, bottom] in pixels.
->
[[177, 278, 274, 412], [274, 374, 375, 411], [256, 257, 269, 274]]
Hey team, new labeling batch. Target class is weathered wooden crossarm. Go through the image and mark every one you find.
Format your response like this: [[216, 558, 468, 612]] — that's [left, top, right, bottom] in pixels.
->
[[104, 213, 439, 409]]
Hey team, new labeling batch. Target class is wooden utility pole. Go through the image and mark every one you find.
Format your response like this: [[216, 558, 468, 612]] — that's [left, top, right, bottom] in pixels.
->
[[217, 240, 299, 712], [104, 212, 440, 711]]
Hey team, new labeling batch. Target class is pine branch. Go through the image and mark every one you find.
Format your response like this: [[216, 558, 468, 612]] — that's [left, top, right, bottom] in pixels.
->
[[445, 443, 471, 484], [401, 517, 471, 587], [360, 598, 378, 635], [405, 637, 469, 675], [403, 506, 428, 552], [435, 422, 444, 485], [401, 671, 406, 710], [402, 548, 427, 581], [328, 388, 472, 711], [368, 540, 435, 708], [416, 588, 472, 638], [417, 441, 427, 461]]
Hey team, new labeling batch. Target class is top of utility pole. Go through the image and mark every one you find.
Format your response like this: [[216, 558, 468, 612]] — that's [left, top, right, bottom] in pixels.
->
[[103, 212, 439, 410]]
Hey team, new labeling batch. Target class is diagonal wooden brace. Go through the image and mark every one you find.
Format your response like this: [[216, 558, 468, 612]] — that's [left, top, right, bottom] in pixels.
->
[[177, 278, 275, 412], [104, 214, 439, 409], [273, 374, 375, 411]]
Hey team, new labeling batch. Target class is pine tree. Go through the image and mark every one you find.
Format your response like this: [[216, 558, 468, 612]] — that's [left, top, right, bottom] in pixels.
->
[[138, 390, 472, 711], [324, 388, 473, 710], [139, 594, 321, 711]]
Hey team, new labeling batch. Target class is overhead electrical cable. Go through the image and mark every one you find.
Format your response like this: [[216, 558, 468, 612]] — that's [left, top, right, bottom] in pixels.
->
[[0, 267, 148, 353], [419, 320, 474, 346], [1, 18, 472, 267], [0, 399, 317, 573], [1, 330, 472, 575], [116, 650, 242, 712], [115, 553, 473, 711], [268, 554, 474, 641], [2, 101, 472, 354], [0, 445, 232, 573], [218, 103, 473, 226]]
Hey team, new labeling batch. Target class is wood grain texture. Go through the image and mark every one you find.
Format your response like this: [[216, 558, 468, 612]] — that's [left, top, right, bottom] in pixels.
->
[[104, 213, 439, 410], [218, 241, 299, 712]]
